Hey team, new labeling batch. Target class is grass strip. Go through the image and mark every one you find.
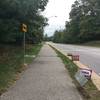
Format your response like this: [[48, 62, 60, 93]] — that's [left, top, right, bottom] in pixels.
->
[[77, 41, 100, 48], [49, 45, 100, 100], [0, 43, 42, 95], [25, 43, 42, 64]]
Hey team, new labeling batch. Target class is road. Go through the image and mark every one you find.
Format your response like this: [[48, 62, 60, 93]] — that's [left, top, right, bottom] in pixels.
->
[[50, 43, 100, 75]]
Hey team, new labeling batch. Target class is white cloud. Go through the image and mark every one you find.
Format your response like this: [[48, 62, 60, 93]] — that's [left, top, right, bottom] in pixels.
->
[[43, 0, 76, 36]]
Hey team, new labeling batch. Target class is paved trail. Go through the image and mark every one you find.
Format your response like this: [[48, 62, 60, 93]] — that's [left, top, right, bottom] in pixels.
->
[[0, 44, 82, 100]]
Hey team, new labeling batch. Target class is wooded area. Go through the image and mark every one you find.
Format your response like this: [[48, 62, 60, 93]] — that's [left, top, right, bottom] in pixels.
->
[[0, 0, 48, 44], [0, 0, 48, 93], [53, 0, 100, 43]]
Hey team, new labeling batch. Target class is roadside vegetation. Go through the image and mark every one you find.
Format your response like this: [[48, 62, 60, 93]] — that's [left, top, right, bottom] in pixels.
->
[[0, 0, 48, 95], [0, 44, 42, 95], [82, 41, 100, 47], [0, 0, 48, 44], [52, 0, 100, 44], [50, 45, 100, 100]]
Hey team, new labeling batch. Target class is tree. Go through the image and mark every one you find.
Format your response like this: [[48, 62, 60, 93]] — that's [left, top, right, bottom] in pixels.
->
[[62, 0, 100, 43], [53, 30, 65, 43], [0, 0, 48, 44]]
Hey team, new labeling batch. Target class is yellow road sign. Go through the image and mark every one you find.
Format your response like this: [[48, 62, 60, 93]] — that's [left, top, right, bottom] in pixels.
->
[[22, 24, 27, 32]]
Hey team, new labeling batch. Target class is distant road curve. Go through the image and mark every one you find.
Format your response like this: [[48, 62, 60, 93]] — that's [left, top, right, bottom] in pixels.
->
[[50, 43, 100, 75]]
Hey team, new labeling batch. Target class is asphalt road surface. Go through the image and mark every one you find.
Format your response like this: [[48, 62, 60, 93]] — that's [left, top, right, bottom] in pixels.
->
[[51, 43, 100, 75]]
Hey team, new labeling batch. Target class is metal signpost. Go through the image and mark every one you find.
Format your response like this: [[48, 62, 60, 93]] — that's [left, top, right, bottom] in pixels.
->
[[22, 23, 27, 65]]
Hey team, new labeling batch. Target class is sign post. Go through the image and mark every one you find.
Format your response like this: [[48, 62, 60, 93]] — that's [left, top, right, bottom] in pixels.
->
[[21, 24, 27, 65]]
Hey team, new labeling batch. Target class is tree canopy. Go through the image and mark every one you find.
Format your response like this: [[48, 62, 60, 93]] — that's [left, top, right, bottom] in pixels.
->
[[53, 0, 100, 43], [0, 0, 48, 44]]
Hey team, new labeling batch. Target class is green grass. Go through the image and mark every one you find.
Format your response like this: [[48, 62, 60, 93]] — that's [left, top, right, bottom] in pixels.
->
[[25, 44, 42, 64], [56, 49, 78, 78], [50, 45, 100, 100], [81, 41, 100, 47], [49, 45, 78, 78], [0, 43, 42, 95]]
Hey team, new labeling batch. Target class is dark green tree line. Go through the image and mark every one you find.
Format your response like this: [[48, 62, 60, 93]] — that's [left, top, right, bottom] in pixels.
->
[[53, 30, 64, 43], [0, 0, 48, 44], [53, 0, 100, 43]]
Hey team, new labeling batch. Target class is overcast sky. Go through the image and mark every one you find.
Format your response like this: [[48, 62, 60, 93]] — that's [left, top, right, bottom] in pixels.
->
[[42, 0, 76, 36]]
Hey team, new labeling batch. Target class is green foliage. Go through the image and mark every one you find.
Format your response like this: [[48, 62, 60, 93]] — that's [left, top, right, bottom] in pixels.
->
[[53, 0, 100, 44], [0, 44, 42, 94], [53, 30, 65, 43], [0, 0, 48, 44]]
